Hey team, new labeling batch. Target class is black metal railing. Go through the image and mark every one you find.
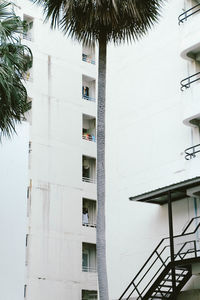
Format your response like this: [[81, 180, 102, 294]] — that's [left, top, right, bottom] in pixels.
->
[[178, 3, 200, 24], [185, 143, 200, 160], [180, 72, 200, 91], [82, 94, 96, 102], [118, 216, 200, 300]]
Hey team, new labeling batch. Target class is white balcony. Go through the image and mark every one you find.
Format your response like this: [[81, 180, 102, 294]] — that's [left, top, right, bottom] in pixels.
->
[[82, 44, 95, 65], [181, 80, 200, 127], [82, 198, 96, 228], [82, 156, 96, 184], [82, 243, 97, 273], [82, 75, 96, 102], [82, 114, 96, 142], [179, 4, 200, 61]]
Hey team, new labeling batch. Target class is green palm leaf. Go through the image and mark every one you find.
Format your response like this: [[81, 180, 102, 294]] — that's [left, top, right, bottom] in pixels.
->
[[0, 1, 32, 139]]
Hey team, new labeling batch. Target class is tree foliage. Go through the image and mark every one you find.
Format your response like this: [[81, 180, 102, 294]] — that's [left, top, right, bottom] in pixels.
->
[[33, 0, 163, 44], [0, 1, 32, 139]]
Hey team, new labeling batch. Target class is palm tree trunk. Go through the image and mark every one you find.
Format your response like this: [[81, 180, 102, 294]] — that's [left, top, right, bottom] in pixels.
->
[[97, 34, 109, 300]]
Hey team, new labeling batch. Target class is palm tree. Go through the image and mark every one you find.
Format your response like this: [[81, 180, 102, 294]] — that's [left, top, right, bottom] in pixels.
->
[[32, 1, 164, 299], [0, 1, 32, 139]]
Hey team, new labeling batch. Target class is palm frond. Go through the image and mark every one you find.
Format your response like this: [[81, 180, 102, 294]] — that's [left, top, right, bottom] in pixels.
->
[[33, 0, 164, 45], [0, 1, 33, 139]]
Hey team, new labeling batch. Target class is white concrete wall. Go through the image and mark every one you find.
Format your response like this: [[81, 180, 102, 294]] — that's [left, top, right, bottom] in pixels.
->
[[0, 123, 29, 300], [16, 1, 98, 299], [106, 0, 200, 299]]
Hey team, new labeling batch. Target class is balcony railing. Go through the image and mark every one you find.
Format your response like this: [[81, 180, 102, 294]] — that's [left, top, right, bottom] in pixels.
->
[[82, 266, 97, 273], [82, 222, 96, 228], [185, 143, 200, 160], [178, 3, 200, 24], [82, 134, 96, 142], [82, 53, 95, 65], [82, 177, 96, 184], [180, 72, 200, 91], [82, 94, 96, 102]]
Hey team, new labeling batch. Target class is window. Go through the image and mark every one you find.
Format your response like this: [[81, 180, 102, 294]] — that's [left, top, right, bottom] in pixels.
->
[[82, 290, 98, 300]]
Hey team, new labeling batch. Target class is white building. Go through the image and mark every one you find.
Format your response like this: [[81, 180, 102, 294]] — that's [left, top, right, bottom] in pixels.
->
[[0, 123, 29, 300], [106, 0, 200, 299], [6, 1, 98, 299], [2, 0, 200, 299]]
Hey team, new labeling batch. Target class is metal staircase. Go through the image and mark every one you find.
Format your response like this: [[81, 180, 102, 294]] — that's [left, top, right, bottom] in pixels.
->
[[118, 217, 200, 300]]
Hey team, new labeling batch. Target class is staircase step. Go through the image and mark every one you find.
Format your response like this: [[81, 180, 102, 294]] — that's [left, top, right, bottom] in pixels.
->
[[167, 272, 185, 277], [157, 284, 172, 288], [151, 294, 169, 299]]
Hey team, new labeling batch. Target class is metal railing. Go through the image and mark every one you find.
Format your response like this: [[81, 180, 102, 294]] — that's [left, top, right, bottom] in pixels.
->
[[119, 216, 200, 300], [82, 134, 96, 142], [82, 53, 95, 65], [82, 94, 96, 102], [185, 143, 200, 160], [82, 266, 97, 273], [180, 72, 200, 91], [82, 222, 96, 228], [82, 177, 96, 184], [178, 3, 200, 24]]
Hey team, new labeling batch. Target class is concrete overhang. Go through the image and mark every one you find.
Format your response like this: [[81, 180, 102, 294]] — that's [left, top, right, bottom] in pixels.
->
[[129, 177, 200, 205]]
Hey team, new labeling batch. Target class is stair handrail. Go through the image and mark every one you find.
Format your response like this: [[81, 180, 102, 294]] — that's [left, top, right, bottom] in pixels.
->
[[118, 216, 200, 300], [182, 216, 200, 234]]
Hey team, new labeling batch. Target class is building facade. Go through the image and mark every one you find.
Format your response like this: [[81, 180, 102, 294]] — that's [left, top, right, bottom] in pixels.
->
[[15, 1, 98, 299], [3, 0, 200, 299], [106, 0, 200, 299], [0, 123, 29, 300]]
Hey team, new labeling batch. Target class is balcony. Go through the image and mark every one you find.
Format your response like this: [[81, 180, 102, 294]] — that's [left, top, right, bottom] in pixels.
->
[[82, 54, 95, 65], [179, 3, 200, 61], [82, 75, 96, 102], [82, 155, 96, 184], [180, 71, 200, 126], [82, 198, 96, 228], [185, 144, 200, 160], [23, 15, 33, 42], [82, 243, 97, 273], [82, 114, 96, 142], [178, 3, 200, 24], [82, 44, 95, 65], [82, 290, 98, 300]]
